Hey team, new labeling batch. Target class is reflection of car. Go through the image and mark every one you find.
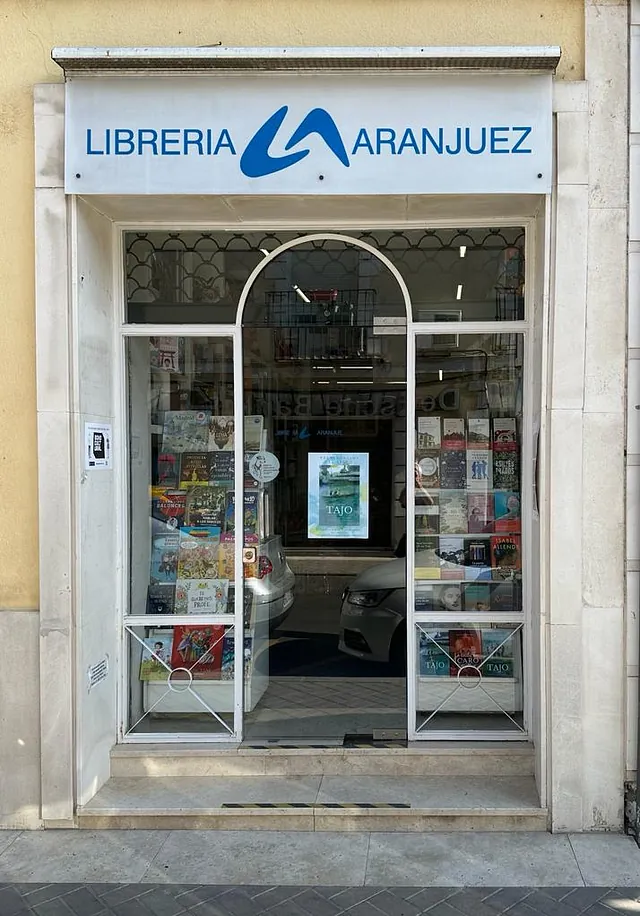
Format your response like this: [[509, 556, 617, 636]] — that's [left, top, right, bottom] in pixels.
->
[[338, 555, 407, 666]]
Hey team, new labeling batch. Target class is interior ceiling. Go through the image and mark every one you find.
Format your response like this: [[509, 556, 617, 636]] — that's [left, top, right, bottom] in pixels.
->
[[85, 193, 544, 224]]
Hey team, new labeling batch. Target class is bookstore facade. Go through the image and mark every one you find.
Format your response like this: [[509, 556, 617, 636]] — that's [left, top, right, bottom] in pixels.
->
[[25, 27, 629, 833]]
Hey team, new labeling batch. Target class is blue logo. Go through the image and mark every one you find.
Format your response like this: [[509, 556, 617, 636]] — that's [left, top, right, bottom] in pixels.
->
[[240, 106, 350, 178]]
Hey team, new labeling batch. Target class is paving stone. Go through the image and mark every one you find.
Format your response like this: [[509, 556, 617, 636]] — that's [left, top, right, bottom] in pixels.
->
[[364, 889, 423, 916], [400, 889, 458, 911], [482, 889, 535, 912], [249, 886, 305, 909], [61, 886, 107, 916], [345, 901, 391, 916], [0, 886, 32, 915], [135, 888, 188, 916], [215, 888, 272, 916], [523, 892, 584, 916], [555, 890, 610, 913], [329, 888, 380, 908], [293, 889, 344, 916]]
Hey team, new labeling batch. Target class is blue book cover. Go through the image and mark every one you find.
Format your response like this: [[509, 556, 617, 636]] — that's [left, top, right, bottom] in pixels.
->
[[150, 531, 181, 583]]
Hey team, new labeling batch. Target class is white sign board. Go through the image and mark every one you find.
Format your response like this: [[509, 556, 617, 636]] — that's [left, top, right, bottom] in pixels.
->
[[85, 422, 112, 469], [65, 74, 552, 195]]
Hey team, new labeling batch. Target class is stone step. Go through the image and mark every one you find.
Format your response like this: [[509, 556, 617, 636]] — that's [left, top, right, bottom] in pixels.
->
[[78, 774, 547, 832], [110, 742, 535, 778]]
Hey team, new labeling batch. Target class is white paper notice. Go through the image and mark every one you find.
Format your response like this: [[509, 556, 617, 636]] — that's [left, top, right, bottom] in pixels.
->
[[85, 422, 112, 470]]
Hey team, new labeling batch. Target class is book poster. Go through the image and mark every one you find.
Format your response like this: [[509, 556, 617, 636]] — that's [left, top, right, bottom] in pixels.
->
[[307, 452, 369, 539]]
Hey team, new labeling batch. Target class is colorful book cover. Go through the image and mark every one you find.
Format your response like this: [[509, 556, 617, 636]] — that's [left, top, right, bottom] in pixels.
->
[[418, 629, 450, 677], [185, 486, 227, 528], [208, 415, 235, 451], [467, 417, 491, 448], [442, 418, 466, 450], [139, 630, 173, 681], [462, 582, 491, 612], [440, 450, 466, 489], [244, 415, 264, 452], [218, 541, 236, 580], [464, 536, 492, 570], [220, 633, 253, 681], [417, 417, 441, 450], [150, 531, 181, 583], [415, 535, 441, 580], [439, 490, 468, 534], [466, 450, 493, 490], [490, 534, 522, 580], [449, 628, 483, 676], [177, 527, 221, 579], [156, 452, 180, 488], [492, 418, 518, 451], [438, 536, 465, 580], [416, 452, 440, 489], [146, 584, 176, 615], [493, 453, 520, 491], [208, 451, 235, 483], [174, 578, 230, 615], [179, 453, 210, 488], [152, 489, 186, 529], [490, 580, 523, 612], [494, 491, 521, 533], [170, 625, 225, 678], [415, 497, 440, 535], [223, 492, 259, 543], [482, 628, 515, 678], [162, 410, 210, 453], [467, 493, 494, 533]]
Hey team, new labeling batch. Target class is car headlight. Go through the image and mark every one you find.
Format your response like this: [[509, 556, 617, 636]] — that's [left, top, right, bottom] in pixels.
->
[[346, 589, 393, 608]]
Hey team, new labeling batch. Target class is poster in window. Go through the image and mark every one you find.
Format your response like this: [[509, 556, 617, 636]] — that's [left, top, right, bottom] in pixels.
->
[[307, 452, 369, 539]]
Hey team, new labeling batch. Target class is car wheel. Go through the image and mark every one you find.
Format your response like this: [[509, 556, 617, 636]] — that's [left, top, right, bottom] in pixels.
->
[[389, 624, 407, 675]]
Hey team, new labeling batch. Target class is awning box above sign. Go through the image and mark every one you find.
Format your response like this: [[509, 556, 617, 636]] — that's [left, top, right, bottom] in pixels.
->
[[64, 73, 552, 196]]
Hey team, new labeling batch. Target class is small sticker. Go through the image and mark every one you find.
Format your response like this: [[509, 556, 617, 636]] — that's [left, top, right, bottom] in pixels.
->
[[85, 422, 112, 470], [248, 451, 280, 483], [242, 546, 257, 564]]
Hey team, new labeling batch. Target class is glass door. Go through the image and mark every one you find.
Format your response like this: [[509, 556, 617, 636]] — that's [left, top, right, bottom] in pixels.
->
[[407, 330, 529, 739]]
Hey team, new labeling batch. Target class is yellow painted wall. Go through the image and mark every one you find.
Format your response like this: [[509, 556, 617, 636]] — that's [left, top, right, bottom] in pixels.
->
[[0, 0, 583, 607]]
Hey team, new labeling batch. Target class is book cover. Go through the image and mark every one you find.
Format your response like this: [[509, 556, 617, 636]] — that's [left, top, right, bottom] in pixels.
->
[[492, 418, 518, 451], [438, 536, 465, 580], [467, 417, 491, 448], [179, 453, 210, 488], [442, 418, 466, 450], [218, 541, 236, 580], [494, 491, 521, 533], [493, 453, 520, 491], [462, 582, 491, 612], [467, 493, 494, 534], [162, 410, 210, 453], [220, 633, 253, 681], [139, 630, 173, 681], [208, 415, 235, 451], [415, 535, 441, 579], [482, 628, 515, 678], [417, 417, 441, 450], [416, 452, 440, 489], [449, 628, 482, 676], [174, 578, 230, 615], [170, 625, 225, 678], [208, 451, 235, 484], [150, 531, 181, 583], [434, 583, 463, 613], [177, 527, 221, 579], [464, 536, 492, 570], [418, 629, 450, 677], [223, 492, 259, 543], [440, 450, 466, 489], [415, 496, 440, 535], [185, 486, 227, 528], [152, 489, 187, 530], [490, 581, 523, 612], [490, 535, 522, 580], [156, 452, 180, 488], [439, 490, 468, 534], [146, 584, 176, 615], [466, 450, 493, 490], [244, 415, 264, 452]]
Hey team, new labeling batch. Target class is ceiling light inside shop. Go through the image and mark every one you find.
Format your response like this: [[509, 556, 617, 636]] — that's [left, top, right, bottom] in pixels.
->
[[293, 284, 311, 303], [337, 381, 374, 385], [439, 370, 443, 381], [340, 365, 373, 370], [459, 246, 467, 258], [456, 284, 463, 300]]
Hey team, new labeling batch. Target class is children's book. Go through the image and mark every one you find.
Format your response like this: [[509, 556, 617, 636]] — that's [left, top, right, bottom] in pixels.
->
[[416, 452, 440, 489], [466, 450, 493, 490], [442, 418, 466, 450], [152, 489, 187, 529], [156, 452, 180, 488], [150, 531, 181, 583], [449, 628, 482, 675], [467, 493, 494, 533], [208, 451, 235, 484], [418, 629, 450, 677], [179, 453, 210, 488], [162, 410, 210, 453], [492, 418, 518, 451], [415, 535, 441, 579], [438, 536, 465, 580], [223, 492, 259, 543], [146, 584, 176, 615], [220, 632, 253, 681], [462, 582, 491, 612], [174, 578, 230, 615], [244, 416, 264, 452], [482, 628, 515, 678], [467, 417, 491, 448], [177, 527, 221, 579], [208, 415, 235, 451], [464, 536, 492, 571], [139, 630, 173, 681], [440, 450, 466, 489], [490, 580, 523, 612], [417, 417, 441, 450], [170, 625, 225, 678], [185, 486, 227, 528], [439, 490, 468, 534], [494, 491, 521, 533], [415, 497, 440, 535], [493, 453, 520, 491], [218, 541, 236, 580], [490, 534, 522, 580]]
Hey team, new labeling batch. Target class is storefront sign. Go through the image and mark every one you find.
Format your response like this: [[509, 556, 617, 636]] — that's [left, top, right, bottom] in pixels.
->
[[308, 452, 369, 539], [65, 74, 552, 195]]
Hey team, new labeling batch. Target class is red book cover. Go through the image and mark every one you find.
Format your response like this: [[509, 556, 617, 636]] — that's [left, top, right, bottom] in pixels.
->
[[449, 628, 483, 676], [153, 489, 187, 529], [170, 625, 225, 679], [441, 419, 466, 450], [492, 418, 518, 452]]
